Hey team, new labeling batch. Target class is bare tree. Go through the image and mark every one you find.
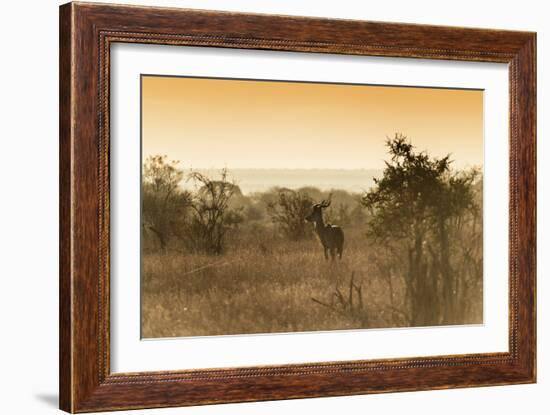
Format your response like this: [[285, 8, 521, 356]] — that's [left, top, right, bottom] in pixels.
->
[[311, 272, 367, 325], [266, 189, 313, 241], [187, 169, 242, 254]]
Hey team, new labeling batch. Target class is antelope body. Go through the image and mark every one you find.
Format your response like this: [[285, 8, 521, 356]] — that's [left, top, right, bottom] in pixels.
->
[[305, 199, 344, 260]]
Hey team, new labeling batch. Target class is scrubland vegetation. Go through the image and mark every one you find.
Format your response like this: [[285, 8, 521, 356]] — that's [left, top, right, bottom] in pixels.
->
[[141, 134, 483, 338]]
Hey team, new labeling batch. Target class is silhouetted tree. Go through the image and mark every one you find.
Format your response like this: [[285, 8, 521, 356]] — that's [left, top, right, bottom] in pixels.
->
[[187, 169, 241, 254], [267, 189, 313, 240], [362, 134, 480, 325], [433, 167, 481, 322], [142, 155, 190, 250]]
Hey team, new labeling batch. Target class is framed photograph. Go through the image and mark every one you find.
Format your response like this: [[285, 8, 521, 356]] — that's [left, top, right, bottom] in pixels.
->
[[59, 2, 536, 412]]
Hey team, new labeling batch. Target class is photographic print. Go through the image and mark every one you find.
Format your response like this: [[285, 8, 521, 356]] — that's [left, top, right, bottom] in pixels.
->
[[59, 5, 537, 409], [140, 75, 484, 338]]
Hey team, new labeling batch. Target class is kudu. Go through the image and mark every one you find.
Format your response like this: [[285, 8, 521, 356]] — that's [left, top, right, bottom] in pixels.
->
[[305, 198, 344, 260]]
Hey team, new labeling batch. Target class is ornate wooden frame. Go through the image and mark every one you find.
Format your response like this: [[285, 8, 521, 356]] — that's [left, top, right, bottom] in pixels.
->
[[59, 2, 536, 412]]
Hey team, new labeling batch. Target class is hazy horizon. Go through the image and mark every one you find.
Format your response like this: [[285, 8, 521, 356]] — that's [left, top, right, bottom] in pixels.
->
[[153, 164, 483, 194], [177, 167, 381, 194]]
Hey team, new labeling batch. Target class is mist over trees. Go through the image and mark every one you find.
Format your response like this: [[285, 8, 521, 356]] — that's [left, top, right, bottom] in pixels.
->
[[362, 134, 482, 325], [142, 161, 370, 253], [266, 190, 314, 241], [141, 134, 483, 336]]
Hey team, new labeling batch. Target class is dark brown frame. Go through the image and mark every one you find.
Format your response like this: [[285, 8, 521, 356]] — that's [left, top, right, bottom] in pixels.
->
[[59, 2, 536, 412]]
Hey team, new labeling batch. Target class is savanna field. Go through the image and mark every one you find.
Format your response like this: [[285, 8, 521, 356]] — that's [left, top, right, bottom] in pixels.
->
[[143, 228, 404, 338], [141, 137, 484, 338]]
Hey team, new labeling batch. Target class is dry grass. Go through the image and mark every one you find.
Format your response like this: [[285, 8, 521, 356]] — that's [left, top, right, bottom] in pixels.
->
[[141, 228, 436, 338]]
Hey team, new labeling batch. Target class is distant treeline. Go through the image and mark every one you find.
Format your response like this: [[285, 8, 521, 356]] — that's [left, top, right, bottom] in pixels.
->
[[142, 155, 368, 254], [177, 168, 382, 194]]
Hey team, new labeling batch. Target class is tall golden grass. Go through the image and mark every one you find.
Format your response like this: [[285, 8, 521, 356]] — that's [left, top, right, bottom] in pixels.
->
[[141, 227, 482, 338]]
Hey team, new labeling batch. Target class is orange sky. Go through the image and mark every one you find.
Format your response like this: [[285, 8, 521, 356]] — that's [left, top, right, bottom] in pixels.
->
[[141, 75, 483, 170]]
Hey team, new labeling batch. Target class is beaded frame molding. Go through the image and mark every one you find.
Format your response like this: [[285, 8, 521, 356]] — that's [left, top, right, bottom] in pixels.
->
[[59, 2, 536, 412]]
